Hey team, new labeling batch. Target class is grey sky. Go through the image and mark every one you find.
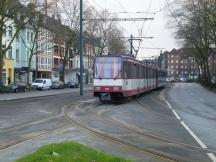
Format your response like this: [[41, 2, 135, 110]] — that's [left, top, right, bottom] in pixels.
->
[[86, 0, 177, 58]]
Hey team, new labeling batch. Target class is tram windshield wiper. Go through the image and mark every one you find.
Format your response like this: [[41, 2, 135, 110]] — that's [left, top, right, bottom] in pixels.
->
[[114, 70, 121, 80]]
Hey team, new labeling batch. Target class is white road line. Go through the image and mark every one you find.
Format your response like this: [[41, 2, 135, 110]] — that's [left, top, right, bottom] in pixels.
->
[[188, 129, 207, 149], [164, 97, 215, 162], [207, 153, 216, 162], [180, 121, 190, 131], [172, 110, 181, 120], [164, 100, 172, 109]]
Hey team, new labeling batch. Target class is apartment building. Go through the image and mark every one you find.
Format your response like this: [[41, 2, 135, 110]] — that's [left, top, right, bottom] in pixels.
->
[[2, 18, 36, 85], [163, 48, 198, 81]]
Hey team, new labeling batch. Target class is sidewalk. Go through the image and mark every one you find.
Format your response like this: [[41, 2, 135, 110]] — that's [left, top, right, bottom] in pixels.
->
[[0, 84, 93, 101]]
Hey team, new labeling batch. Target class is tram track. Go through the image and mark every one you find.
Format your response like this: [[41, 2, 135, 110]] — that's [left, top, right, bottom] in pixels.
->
[[1, 91, 214, 162], [67, 97, 215, 162], [63, 103, 177, 162], [0, 94, 94, 151], [0, 100, 175, 161]]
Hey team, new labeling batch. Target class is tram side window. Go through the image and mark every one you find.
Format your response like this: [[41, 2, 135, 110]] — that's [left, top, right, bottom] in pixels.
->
[[149, 68, 151, 79], [139, 65, 142, 79], [148, 68, 150, 79], [127, 62, 136, 79], [140, 65, 144, 79], [151, 69, 153, 79], [132, 63, 137, 79], [123, 61, 128, 79]]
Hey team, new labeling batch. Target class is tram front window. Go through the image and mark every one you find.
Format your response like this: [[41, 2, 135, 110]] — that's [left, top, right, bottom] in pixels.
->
[[95, 57, 122, 79]]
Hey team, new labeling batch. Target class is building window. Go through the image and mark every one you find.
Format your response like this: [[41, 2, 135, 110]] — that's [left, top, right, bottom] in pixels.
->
[[181, 60, 183, 63], [69, 60, 73, 68], [8, 47, 12, 59], [48, 58, 51, 65], [31, 32, 34, 42], [176, 60, 178, 63], [27, 31, 30, 41], [16, 49, 19, 62], [54, 58, 58, 66], [77, 60, 79, 68], [54, 45, 58, 52], [9, 26, 12, 38], [176, 66, 178, 68], [3, 25, 6, 37], [171, 60, 174, 63], [171, 65, 173, 69], [27, 50, 30, 62], [16, 34, 19, 42], [41, 57, 44, 64]]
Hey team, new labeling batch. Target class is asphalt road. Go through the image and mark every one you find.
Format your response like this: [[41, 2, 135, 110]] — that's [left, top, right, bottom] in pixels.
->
[[0, 91, 92, 130], [166, 83, 216, 157], [0, 83, 215, 162]]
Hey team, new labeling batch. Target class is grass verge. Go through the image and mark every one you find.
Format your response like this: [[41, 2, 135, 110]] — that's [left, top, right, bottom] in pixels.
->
[[16, 141, 134, 162]]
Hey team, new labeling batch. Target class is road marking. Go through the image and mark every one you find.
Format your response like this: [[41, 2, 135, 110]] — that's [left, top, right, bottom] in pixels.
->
[[172, 110, 181, 120], [164, 96, 215, 162], [187, 129, 207, 149], [207, 153, 216, 162], [164, 100, 172, 109], [38, 110, 52, 114], [180, 121, 190, 131]]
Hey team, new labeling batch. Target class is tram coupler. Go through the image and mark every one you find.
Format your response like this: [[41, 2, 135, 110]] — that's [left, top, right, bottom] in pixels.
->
[[100, 93, 111, 101]]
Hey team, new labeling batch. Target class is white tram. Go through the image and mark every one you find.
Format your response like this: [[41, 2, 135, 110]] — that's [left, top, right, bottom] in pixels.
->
[[93, 55, 167, 101]]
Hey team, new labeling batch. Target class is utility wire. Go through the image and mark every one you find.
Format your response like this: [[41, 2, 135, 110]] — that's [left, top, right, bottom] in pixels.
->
[[140, 0, 153, 36], [116, 0, 140, 33]]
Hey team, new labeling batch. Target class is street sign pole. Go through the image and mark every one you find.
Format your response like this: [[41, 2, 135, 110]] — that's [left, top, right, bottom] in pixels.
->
[[80, 0, 83, 96]]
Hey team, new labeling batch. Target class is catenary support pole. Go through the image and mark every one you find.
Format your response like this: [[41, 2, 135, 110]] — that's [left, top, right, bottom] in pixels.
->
[[80, 0, 83, 96], [130, 35, 133, 56]]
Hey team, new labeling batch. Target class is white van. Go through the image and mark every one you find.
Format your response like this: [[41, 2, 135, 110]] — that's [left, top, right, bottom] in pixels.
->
[[32, 79, 52, 90]]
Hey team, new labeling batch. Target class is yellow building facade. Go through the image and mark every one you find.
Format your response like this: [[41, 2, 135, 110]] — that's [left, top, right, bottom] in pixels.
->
[[3, 58, 14, 86]]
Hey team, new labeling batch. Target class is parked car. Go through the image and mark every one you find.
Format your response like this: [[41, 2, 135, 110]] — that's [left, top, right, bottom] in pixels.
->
[[67, 80, 79, 88], [9, 82, 27, 93], [32, 79, 52, 90], [51, 81, 65, 89]]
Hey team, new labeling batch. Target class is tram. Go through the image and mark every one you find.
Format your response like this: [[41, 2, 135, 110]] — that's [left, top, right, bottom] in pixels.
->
[[93, 55, 167, 101]]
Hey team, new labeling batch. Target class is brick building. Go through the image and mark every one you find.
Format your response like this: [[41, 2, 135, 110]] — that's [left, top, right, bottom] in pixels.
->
[[163, 48, 198, 81]]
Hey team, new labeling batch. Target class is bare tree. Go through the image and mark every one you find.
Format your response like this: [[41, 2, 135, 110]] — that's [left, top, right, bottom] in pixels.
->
[[166, 0, 216, 83], [59, 29, 79, 83], [0, 0, 58, 86], [84, 8, 127, 55], [0, 0, 28, 86]]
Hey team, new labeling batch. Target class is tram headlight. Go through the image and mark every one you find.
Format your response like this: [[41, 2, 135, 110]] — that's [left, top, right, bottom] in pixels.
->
[[95, 87, 101, 91], [113, 87, 120, 91]]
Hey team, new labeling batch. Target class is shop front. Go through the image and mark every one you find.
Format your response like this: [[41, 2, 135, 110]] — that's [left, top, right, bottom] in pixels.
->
[[3, 58, 14, 86]]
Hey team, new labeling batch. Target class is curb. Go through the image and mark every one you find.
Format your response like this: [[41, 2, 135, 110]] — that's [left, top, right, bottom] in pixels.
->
[[0, 88, 93, 102]]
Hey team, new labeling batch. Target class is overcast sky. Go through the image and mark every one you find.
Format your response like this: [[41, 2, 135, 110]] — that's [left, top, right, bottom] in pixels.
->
[[86, 0, 178, 58]]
